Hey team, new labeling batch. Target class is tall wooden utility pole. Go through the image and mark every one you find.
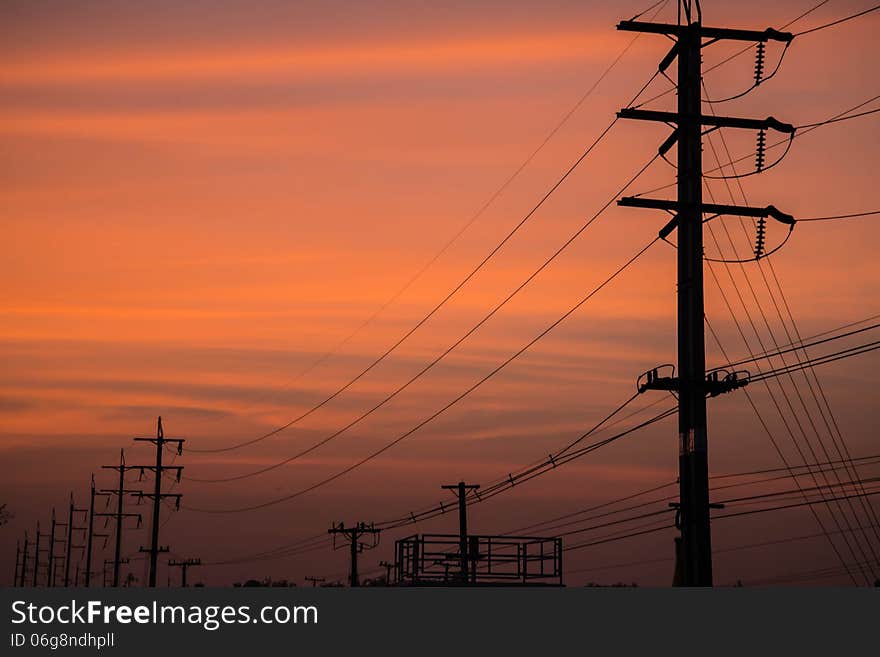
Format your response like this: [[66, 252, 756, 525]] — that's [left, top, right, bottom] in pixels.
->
[[20, 533, 29, 587], [618, 0, 795, 585], [32, 523, 41, 587], [441, 481, 480, 582], [99, 449, 142, 587], [132, 417, 184, 587], [64, 492, 87, 587], [84, 475, 110, 587], [328, 522, 380, 587]]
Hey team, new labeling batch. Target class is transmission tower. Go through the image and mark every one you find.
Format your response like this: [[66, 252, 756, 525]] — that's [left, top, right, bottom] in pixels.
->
[[328, 522, 381, 587], [617, 0, 794, 585], [304, 576, 325, 588]]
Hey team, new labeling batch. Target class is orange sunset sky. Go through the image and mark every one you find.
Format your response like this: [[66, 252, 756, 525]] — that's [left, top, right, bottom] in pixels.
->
[[2, 0, 879, 586]]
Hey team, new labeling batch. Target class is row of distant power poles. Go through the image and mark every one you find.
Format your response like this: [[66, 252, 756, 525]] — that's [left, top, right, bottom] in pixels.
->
[[11, 417, 199, 587]]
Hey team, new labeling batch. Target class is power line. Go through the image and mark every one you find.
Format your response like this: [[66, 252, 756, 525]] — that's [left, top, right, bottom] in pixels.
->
[[717, 321, 880, 371], [793, 3, 880, 37], [797, 209, 880, 222], [568, 522, 880, 578]]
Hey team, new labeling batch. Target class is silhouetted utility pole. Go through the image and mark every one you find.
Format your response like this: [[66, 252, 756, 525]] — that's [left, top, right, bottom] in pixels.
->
[[304, 576, 325, 588], [32, 523, 41, 586], [49, 507, 69, 587], [103, 558, 130, 587], [19, 533, 28, 587], [64, 492, 87, 587], [168, 558, 201, 587], [442, 481, 480, 582], [13, 540, 21, 587], [379, 560, 393, 585], [132, 417, 184, 588], [100, 449, 142, 587], [84, 474, 111, 587], [618, 0, 793, 586], [328, 522, 380, 587]]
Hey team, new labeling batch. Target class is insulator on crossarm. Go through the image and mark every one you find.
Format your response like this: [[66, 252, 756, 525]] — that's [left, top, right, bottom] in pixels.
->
[[754, 216, 767, 259], [755, 129, 767, 172], [754, 41, 766, 86]]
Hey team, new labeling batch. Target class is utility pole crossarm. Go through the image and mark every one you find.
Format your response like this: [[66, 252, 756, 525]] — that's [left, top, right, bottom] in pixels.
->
[[618, 197, 795, 224], [617, 109, 795, 134], [616, 20, 793, 43]]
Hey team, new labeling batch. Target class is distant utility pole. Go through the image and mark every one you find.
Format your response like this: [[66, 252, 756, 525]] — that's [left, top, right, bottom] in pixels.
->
[[19, 533, 28, 587], [328, 522, 381, 588], [13, 540, 20, 587], [99, 449, 142, 587], [64, 492, 87, 587], [32, 523, 41, 587], [104, 558, 130, 587], [49, 507, 69, 587], [168, 558, 201, 587], [46, 509, 56, 587], [35, 521, 54, 587], [85, 474, 111, 587], [617, 0, 793, 586], [131, 417, 184, 588], [441, 481, 480, 582], [304, 576, 325, 588], [379, 560, 393, 585]]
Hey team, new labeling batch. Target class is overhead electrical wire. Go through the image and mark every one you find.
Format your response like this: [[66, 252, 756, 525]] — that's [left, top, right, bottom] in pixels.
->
[[518, 457, 880, 539], [563, 484, 880, 555], [796, 209, 880, 222], [568, 522, 880, 580], [792, 3, 880, 37]]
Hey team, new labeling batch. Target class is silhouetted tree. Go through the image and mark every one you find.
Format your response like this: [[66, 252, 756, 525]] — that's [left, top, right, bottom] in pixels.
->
[[0, 504, 11, 527]]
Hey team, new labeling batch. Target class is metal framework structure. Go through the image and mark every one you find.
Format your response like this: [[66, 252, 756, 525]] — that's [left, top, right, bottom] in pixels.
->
[[395, 534, 562, 586]]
